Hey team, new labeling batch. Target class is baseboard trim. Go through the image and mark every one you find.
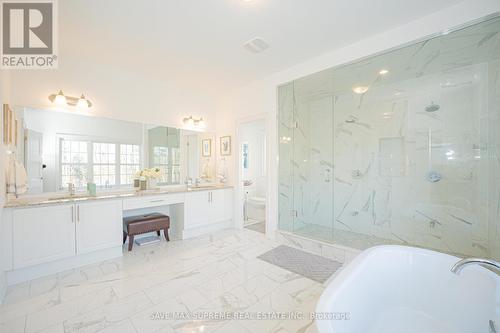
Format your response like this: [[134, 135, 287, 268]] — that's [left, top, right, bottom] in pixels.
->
[[181, 220, 233, 239], [6, 246, 123, 286]]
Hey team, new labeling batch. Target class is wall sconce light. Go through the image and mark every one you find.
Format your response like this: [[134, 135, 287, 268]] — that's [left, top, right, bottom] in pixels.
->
[[48, 90, 92, 109], [183, 116, 205, 128]]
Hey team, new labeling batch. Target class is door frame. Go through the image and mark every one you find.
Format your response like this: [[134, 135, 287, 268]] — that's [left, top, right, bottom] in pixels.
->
[[234, 113, 269, 234]]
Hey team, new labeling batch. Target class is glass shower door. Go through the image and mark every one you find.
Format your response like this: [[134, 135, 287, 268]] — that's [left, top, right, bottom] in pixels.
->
[[277, 83, 294, 233], [290, 79, 335, 242]]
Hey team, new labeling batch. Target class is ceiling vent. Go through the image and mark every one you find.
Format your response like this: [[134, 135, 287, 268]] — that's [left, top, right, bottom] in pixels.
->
[[243, 37, 269, 53]]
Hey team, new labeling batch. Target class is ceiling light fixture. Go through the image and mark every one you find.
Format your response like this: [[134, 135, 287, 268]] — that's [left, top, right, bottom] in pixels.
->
[[352, 86, 369, 94], [49, 90, 92, 108], [379, 69, 389, 75]]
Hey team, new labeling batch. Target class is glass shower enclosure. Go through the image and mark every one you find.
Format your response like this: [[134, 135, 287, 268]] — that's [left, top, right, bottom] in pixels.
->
[[278, 15, 500, 261]]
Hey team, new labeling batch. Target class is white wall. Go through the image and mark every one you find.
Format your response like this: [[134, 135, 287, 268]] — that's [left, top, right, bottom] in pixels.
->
[[216, 0, 500, 238], [0, 71, 11, 303], [6, 55, 218, 132]]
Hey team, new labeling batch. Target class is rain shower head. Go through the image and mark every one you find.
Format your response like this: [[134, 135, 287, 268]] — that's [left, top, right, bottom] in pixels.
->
[[425, 102, 440, 112]]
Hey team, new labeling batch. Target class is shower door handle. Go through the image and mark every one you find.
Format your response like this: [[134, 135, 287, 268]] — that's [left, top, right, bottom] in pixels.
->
[[325, 168, 331, 183]]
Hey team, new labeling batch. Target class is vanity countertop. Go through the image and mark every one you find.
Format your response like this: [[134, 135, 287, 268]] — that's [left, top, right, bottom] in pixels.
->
[[5, 185, 234, 208]]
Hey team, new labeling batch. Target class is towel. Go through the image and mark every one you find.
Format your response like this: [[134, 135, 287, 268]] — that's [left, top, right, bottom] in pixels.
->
[[6, 157, 28, 195]]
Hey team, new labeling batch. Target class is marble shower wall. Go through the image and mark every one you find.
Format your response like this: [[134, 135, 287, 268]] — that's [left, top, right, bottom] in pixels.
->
[[332, 65, 491, 257]]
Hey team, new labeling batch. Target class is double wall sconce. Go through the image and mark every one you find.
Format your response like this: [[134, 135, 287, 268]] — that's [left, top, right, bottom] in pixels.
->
[[48, 90, 92, 109], [183, 115, 205, 128]]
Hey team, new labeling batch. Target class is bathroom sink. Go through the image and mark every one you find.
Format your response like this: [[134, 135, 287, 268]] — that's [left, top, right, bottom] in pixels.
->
[[188, 184, 223, 190], [47, 194, 90, 201], [316, 245, 499, 333]]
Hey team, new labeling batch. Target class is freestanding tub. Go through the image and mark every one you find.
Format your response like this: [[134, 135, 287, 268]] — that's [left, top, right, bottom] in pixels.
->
[[316, 245, 499, 333]]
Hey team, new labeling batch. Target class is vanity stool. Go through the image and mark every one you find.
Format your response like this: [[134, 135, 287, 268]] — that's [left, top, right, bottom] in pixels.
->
[[123, 213, 170, 251]]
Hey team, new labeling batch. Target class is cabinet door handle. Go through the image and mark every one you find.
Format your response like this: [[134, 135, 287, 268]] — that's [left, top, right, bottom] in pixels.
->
[[71, 206, 75, 223], [210, 192, 213, 203], [150, 199, 165, 203], [77, 206, 80, 222]]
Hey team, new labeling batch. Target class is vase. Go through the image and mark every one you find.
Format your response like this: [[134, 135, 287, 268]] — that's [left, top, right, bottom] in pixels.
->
[[147, 178, 158, 190]]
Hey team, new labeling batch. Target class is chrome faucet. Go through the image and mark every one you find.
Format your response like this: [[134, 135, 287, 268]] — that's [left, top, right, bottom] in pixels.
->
[[451, 257, 500, 275], [67, 183, 75, 196]]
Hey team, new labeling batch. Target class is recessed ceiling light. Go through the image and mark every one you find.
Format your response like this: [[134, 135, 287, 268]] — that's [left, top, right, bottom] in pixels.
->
[[379, 69, 389, 75], [352, 86, 369, 94]]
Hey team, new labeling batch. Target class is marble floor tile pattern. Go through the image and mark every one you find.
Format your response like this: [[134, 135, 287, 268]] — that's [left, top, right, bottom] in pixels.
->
[[0, 228, 334, 333]]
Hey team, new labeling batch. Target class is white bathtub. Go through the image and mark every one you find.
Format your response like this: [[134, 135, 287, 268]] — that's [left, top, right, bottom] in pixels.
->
[[316, 245, 499, 333]]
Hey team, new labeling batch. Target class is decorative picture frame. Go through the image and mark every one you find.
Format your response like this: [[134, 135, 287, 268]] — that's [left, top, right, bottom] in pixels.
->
[[220, 136, 231, 156], [201, 138, 212, 157]]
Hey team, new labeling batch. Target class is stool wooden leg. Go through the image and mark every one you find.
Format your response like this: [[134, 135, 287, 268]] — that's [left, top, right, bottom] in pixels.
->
[[128, 235, 134, 251], [123, 231, 127, 244], [164, 228, 170, 241], [156, 230, 160, 236]]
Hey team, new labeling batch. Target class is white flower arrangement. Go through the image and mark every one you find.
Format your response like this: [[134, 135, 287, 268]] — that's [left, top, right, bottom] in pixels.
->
[[136, 168, 162, 180]]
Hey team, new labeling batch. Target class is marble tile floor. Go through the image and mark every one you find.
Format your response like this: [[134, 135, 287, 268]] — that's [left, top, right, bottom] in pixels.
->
[[0, 228, 336, 333]]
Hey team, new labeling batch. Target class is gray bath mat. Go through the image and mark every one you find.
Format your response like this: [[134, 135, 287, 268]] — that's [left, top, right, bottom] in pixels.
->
[[258, 245, 342, 283]]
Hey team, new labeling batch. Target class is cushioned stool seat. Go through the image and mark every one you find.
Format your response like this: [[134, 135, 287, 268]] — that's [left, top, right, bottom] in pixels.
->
[[123, 213, 170, 251]]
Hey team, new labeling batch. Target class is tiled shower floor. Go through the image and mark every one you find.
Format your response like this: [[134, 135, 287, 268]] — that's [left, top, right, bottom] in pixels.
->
[[292, 223, 490, 259], [293, 224, 404, 250]]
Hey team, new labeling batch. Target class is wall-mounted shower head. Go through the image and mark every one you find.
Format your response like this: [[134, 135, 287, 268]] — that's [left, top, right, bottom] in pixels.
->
[[345, 115, 358, 123], [425, 102, 440, 112]]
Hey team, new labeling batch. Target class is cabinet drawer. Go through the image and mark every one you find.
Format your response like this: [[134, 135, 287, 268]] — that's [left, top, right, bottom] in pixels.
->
[[123, 193, 184, 210]]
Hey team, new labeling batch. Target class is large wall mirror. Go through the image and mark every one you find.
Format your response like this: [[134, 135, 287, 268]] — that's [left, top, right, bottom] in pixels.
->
[[11, 106, 216, 195]]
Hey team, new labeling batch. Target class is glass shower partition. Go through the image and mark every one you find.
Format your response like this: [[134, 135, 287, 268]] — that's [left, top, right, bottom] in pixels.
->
[[278, 14, 500, 261]]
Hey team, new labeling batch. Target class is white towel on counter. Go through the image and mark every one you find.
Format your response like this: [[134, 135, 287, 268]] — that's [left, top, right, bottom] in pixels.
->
[[6, 157, 28, 195]]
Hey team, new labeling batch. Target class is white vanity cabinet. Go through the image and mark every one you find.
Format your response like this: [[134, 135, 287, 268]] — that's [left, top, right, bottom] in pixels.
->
[[11, 200, 123, 269], [76, 200, 123, 254], [211, 188, 233, 222], [184, 188, 233, 231], [184, 190, 213, 227], [12, 204, 76, 269], [2, 187, 234, 285]]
